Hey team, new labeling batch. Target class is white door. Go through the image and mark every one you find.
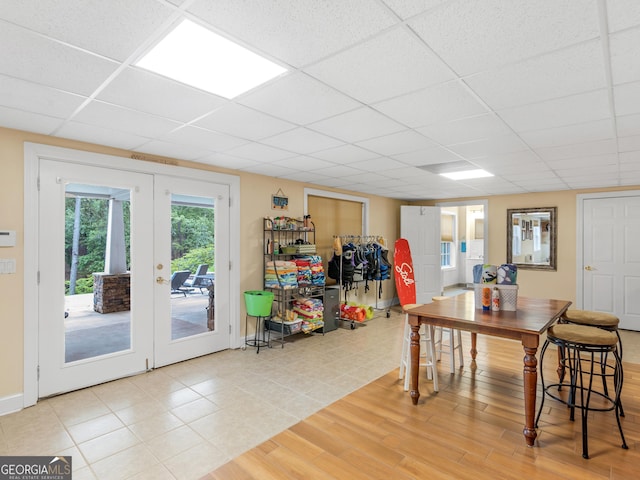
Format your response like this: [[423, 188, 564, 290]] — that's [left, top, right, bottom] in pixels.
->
[[153, 175, 230, 367], [582, 195, 640, 331], [401, 206, 441, 304], [38, 160, 154, 397]]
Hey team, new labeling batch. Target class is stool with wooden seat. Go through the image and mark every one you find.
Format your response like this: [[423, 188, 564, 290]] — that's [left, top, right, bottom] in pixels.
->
[[399, 304, 438, 392], [431, 296, 464, 373], [536, 323, 627, 459], [559, 309, 623, 413]]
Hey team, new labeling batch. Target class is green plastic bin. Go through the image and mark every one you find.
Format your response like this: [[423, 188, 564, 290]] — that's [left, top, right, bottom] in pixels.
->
[[244, 290, 274, 317]]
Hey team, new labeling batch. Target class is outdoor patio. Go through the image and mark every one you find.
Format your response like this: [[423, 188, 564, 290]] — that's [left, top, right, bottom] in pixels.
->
[[64, 291, 212, 363]]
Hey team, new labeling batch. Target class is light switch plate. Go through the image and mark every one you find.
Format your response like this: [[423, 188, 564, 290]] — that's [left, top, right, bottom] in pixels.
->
[[0, 231, 16, 247]]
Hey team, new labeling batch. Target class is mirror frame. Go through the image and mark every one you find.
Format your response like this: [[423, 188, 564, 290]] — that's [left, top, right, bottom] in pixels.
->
[[506, 207, 557, 271]]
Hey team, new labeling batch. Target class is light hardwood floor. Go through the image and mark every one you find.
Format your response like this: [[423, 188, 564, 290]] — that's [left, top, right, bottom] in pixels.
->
[[206, 325, 640, 479]]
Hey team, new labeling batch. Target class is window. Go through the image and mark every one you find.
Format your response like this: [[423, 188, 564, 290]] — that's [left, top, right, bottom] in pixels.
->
[[441, 241, 452, 267], [441, 212, 456, 268]]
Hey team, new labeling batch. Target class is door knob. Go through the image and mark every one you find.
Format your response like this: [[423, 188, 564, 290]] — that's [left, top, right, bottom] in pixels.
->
[[156, 276, 166, 284], [584, 265, 593, 271]]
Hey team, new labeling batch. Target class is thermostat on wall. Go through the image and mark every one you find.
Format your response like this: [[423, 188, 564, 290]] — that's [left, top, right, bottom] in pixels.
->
[[0, 230, 16, 247]]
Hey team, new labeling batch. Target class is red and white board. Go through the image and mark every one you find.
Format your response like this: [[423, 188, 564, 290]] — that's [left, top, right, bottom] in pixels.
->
[[394, 238, 416, 306]]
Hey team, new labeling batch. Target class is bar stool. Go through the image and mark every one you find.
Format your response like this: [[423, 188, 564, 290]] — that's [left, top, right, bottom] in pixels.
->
[[399, 304, 438, 392], [432, 296, 463, 373], [536, 324, 627, 459], [559, 309, 623, 414]]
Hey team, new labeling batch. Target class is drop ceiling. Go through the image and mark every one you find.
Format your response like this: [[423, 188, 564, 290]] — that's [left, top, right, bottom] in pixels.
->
[[1, 0, 639, 200]]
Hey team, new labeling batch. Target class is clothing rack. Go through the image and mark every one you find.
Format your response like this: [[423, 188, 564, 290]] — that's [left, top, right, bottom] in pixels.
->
[[330, 234, 392, 326]]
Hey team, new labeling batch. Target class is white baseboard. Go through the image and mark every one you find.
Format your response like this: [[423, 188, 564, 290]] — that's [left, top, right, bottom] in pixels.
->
[[0, 393, 24, 417]]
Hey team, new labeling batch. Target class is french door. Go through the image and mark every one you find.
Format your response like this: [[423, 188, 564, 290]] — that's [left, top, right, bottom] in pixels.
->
[[153, 175, 230, 367], [38, 161, 230, 397]]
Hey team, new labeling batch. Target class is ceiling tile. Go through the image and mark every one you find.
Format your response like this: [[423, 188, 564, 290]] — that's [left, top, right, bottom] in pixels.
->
[[0, 105, 63, 134], [238, 73, 361, 125], [188, 0, 396, 67], [391, 146, 461, 166], [239, 163, 292, 178], [0, 21, 119, 96], [498, 90, 611, 132], [305, 27, 454, 104], [97, 67, 228, 123], [308, 107, 405, 143], [73, 100, 182, 138], [0, 0, 174, 61], [466, 40, 606, 110], [447, 134, 529, 159], [606, 0, 640, 33], [374, 81, 488, 128], [381, 0, 449, 19], [346, 157, 408, 172], [355, 129, 435, 156], [308, 177, 355, 189], [549, 154, 618, 170], [160, 125, 248, 152], [416, 113, 512, 146], [534, 138, 617, 161], [613, 81, 640, 116], [136, 139, 213, 161], [310, 144, 380, 163], [311, 164, 366, 178], [408, 0, 599, 75], [272, 156, 338, 171], [194, 104, 295, 140], [261, 127, 344, 154], [619, 135, 640, 152], [278, 171, 332, 183], [610, 27, 640, 84], [617, 113, 640, 137], [0, 75, 86, 119], [519, 119, 615, 149], [620, 151, 640, 166], [197, 153, 260, 170], [224, 143, 296, 162], [55, 121, 150, 150]]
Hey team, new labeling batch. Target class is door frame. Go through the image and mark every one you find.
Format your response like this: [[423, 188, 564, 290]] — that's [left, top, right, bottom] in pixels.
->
[[576, 190, 640, 309], [23, 142, 241, 408]]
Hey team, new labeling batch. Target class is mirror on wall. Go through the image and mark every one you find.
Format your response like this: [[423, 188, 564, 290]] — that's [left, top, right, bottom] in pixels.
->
[[506, 207, 557, 271]]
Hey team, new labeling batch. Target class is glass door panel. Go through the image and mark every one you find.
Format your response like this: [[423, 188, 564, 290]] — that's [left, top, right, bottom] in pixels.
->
[[154, 175, 230, 368], [64, 184, 132, 362], [38, 160, 153, 398], [170, 195, 216, 340]]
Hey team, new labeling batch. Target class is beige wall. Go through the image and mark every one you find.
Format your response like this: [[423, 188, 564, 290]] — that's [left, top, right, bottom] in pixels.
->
[[415, 185, 640, 303], [0, 126, 402, 399], [4, 124, 639, 401]]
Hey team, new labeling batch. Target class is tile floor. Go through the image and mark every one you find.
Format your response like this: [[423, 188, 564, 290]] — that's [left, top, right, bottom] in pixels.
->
[[2, 298, 640, 480]]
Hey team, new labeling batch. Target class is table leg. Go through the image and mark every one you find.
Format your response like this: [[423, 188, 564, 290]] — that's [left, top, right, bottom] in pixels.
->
[[470, 332, 477, 360], [522, 341, 539, 446], [410, 323, 421, 405]]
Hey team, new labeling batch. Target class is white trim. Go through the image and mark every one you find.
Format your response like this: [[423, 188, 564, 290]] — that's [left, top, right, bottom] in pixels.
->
[[24, 142, 242, 408], [303, 188, 370, 233], [0, 394, 24, 417], [575, 190, 640, 309]]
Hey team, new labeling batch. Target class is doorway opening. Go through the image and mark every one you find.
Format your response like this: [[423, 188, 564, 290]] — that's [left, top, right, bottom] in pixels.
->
[[436, 200, 488, 290]]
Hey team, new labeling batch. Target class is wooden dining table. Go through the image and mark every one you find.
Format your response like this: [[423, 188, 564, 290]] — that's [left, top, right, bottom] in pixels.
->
[[406, 291, 571, 447]]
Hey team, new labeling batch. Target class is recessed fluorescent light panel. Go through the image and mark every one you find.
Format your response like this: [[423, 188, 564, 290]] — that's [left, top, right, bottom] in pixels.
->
[[135, 19, 287, 99], [440, 169, 494, 180]]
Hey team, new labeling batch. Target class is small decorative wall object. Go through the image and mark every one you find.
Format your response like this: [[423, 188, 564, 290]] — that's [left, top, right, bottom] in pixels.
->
[[271, 188, 289, 210]]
